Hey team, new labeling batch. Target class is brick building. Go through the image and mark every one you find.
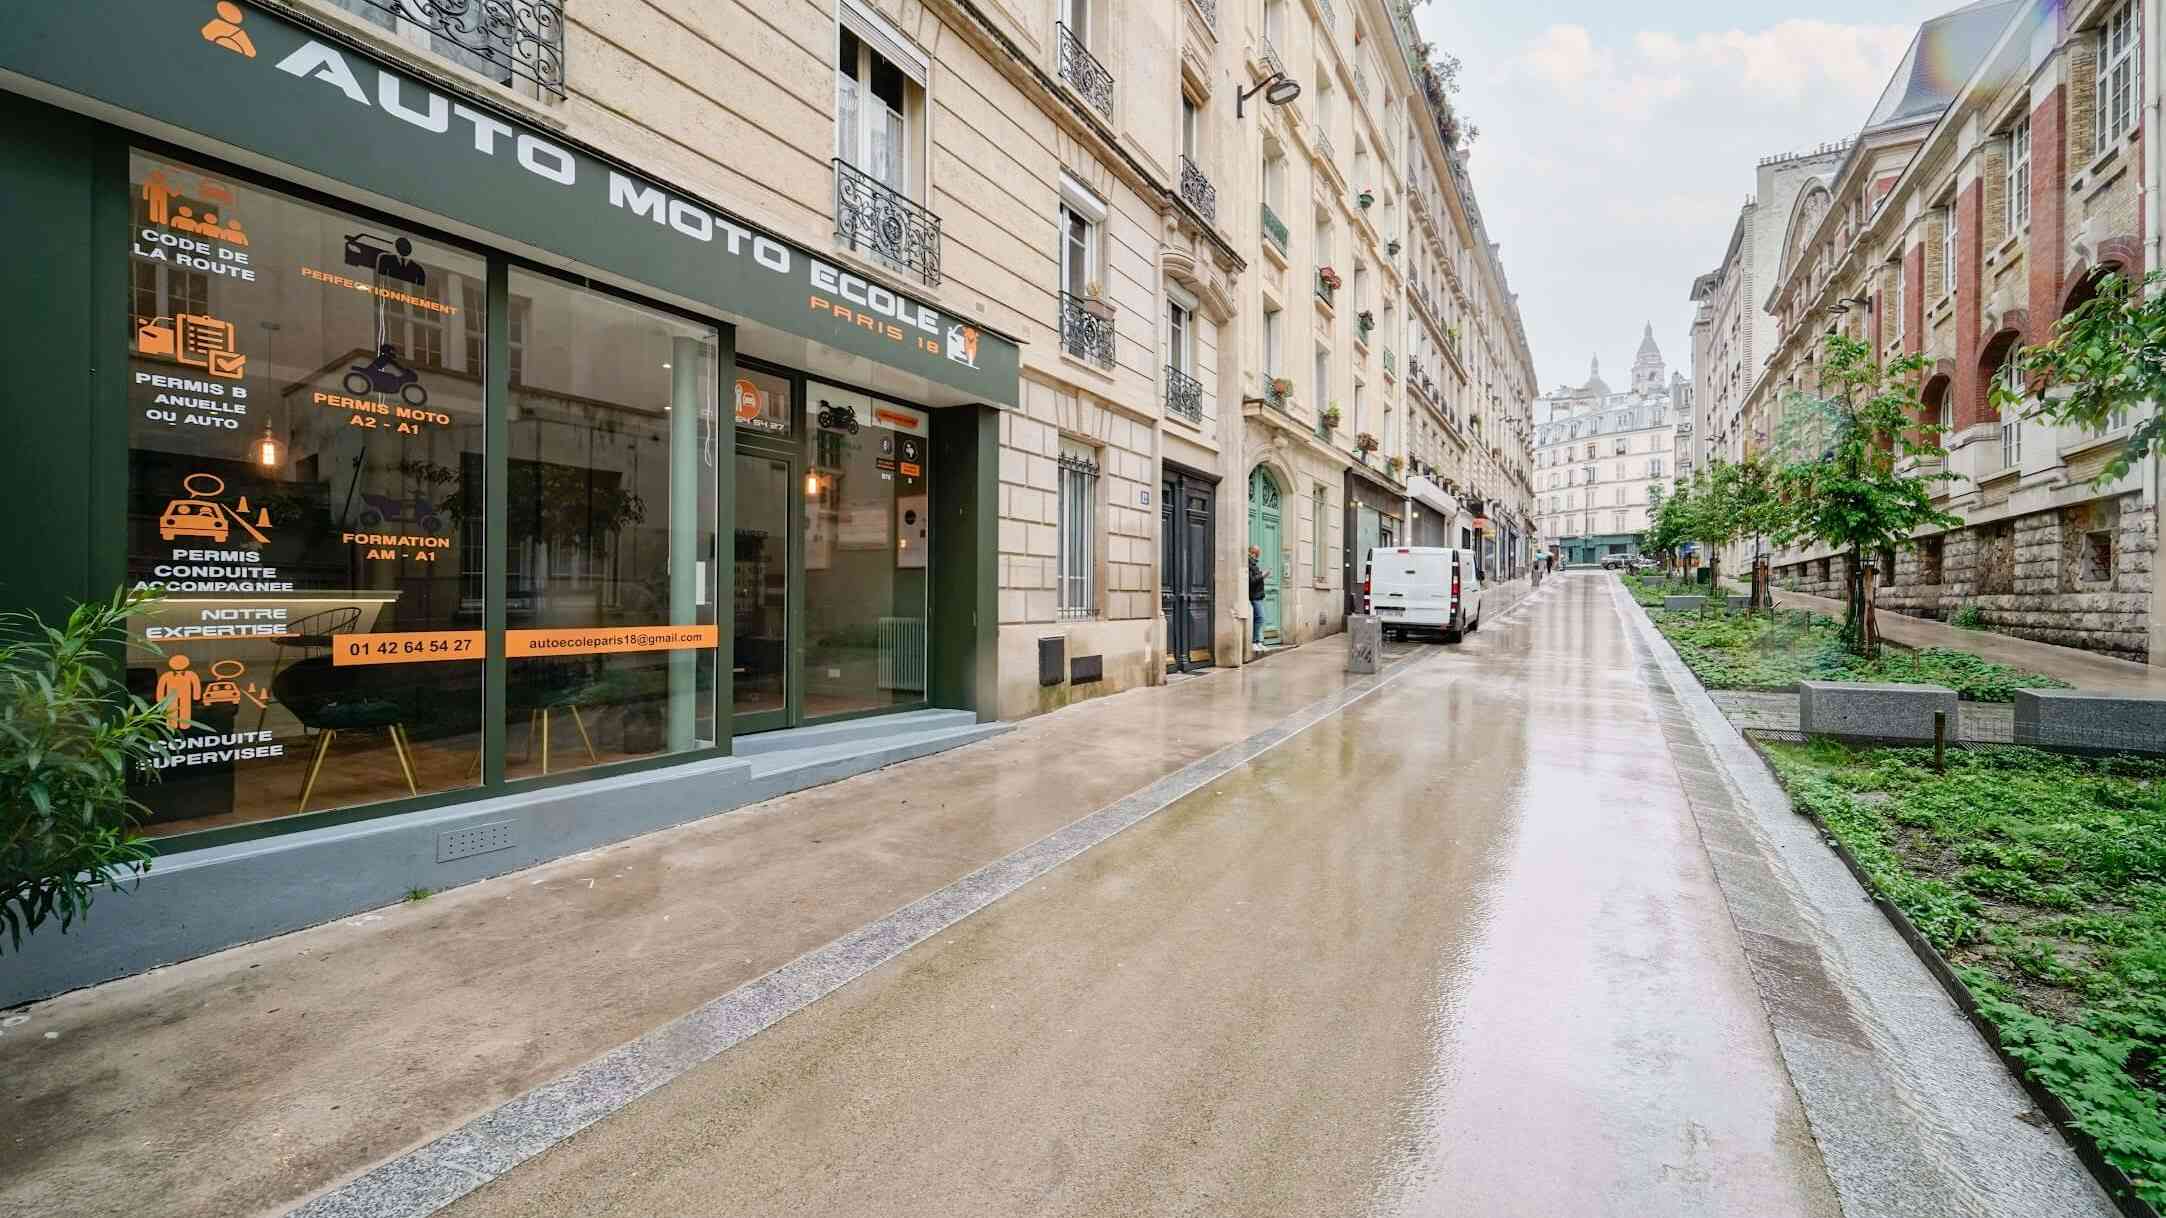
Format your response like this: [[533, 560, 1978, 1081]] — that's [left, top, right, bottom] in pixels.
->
[[1748, 0, 2162, 663]]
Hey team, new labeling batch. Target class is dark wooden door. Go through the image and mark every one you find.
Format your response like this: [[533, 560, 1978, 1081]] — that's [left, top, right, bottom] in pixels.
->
[[1162, 472, 1217, 671]]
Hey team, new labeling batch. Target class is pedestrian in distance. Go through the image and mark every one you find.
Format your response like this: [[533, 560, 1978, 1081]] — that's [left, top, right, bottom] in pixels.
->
[[1247, 545, 1268, 650]]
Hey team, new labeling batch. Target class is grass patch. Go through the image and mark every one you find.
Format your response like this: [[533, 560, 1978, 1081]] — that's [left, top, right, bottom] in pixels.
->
[[1763, 741, 2166, 1206], [1622, 575, 2067, 702]]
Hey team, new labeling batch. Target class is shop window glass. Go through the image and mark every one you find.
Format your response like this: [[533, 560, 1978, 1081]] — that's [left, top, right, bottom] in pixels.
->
[[124, 151, 487, 835], [804, 382, 932, 715], [504, 271, 721, 778]]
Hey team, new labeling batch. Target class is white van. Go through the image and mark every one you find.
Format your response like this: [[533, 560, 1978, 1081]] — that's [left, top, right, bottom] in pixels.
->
[[1363, 546, 1482, 642]]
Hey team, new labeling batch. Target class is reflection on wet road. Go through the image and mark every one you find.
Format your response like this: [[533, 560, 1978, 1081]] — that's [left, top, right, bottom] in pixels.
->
[[446, 575, 1839, 1217]]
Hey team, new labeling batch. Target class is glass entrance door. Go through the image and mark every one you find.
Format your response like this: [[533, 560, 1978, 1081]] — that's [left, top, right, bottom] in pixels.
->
[[733, 451, 792, 732]]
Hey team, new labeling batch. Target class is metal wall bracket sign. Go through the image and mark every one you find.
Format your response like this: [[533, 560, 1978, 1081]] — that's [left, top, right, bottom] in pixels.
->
[[0, 0, 1019, 407]]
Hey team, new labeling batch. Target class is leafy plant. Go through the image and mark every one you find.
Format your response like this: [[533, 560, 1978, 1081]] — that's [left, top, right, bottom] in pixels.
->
[[1762, 742, 2166, 1204], [1995, 270, 2166, 485], [1355, 431, 1380, 454], [1320, 404, 1342, 430], [1644, 602, 2064, 700], [1770, 336, 1964, 656], [0, 588, 173, 953], [1952, 603, 1987, 630]]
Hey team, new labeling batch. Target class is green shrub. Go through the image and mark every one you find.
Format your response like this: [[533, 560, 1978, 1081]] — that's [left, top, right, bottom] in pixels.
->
[[1764, 742, 2166, 1203], [0, 589, 172, 953], [1645, 605, 2066, 701], [1951, 604, 1987, 629]]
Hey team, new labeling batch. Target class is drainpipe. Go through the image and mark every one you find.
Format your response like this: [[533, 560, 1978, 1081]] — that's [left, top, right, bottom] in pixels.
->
[[2149, 0, 2164, 664]]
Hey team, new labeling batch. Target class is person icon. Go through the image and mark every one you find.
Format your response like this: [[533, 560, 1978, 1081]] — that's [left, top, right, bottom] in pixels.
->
[[142, 170, 175, 227], [366, 343, 404, 377], [156, 654, 205, 731], [375, 236, 425, 286], [201, 2, 257, 58], [221, 217, 248, 247], [171, 206, 202, 235]]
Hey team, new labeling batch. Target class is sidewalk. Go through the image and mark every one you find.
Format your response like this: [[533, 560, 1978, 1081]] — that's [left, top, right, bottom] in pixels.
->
[[0, 634, 1447, 1218], [1734, 582, 2166, 693]]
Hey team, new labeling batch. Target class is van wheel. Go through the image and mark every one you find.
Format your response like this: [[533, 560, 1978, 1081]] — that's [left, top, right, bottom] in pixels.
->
[[1444, 628, 1463, 644]]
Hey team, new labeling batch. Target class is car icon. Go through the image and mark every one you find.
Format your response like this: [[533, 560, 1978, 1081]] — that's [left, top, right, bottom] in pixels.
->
[[159, 499, 230, 543]]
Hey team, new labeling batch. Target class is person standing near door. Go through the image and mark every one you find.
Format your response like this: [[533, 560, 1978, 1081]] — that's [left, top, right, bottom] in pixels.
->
[[1247, 545, 1268, 650]]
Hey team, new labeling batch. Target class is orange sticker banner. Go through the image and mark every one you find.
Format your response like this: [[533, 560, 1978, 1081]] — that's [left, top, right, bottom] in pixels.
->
[[332, 630, 484, 666], [507, 625, 719, 658]]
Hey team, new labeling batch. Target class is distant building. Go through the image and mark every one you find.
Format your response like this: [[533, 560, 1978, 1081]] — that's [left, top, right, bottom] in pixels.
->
[[1534, 325, 1684, 564]]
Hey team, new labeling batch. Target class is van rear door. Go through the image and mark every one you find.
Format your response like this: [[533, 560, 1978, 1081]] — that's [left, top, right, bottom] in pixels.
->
[[1403, 550, 1450, 619]]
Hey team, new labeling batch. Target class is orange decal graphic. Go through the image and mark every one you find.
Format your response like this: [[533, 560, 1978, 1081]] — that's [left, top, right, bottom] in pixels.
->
[[137, 312, 248, 380], [159, 472, 274, 546], [201, 2, 256, 58], [156, 654, 205, 730], [507, 625, 719, 658], [735, 378, 761, 422], [199, 658, 272, 711], [332, 630, 484, 667], [143, 167, 249, 243]]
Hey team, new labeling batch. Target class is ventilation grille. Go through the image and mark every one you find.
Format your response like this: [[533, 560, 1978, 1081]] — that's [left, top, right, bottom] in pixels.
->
[[437, 820, 515, 863]]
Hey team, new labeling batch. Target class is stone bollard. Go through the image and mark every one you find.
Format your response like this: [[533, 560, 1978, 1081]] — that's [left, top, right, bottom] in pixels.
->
[[1346, 613, 1382, 674]]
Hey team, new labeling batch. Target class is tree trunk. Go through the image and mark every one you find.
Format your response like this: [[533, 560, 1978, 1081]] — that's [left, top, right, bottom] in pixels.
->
[[1707, 546, 1722, 610], [1860, 556, 1880, 657]]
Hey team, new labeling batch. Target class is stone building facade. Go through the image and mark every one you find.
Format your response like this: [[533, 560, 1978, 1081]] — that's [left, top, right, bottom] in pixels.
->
[[1751, 0, 2161, 662], [1534, 327, 1683, 563]]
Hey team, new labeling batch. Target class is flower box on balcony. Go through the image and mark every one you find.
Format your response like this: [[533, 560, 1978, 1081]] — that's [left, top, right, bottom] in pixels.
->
[[1320, 405, 1342, 431]]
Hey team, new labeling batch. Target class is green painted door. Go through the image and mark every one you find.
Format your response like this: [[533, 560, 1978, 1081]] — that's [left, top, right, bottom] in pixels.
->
[[1248, 467, 1283, 642]]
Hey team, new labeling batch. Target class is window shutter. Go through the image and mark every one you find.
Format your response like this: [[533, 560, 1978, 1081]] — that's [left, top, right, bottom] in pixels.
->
[[840, 0, 928, 86]]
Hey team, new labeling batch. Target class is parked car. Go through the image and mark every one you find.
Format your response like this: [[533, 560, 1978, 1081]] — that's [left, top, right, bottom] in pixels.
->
[[1629, 556, 1661, 572], [1362, 546, 1483, 643], [1600, 555, 1628, 570]]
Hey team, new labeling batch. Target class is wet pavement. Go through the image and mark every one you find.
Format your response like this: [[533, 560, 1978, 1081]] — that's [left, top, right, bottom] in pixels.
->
[[6, 574, 2110, 1218], [431, 573, 1838, 1218]]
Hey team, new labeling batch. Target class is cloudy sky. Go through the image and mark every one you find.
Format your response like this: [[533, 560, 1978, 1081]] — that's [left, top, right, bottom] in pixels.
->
[[1410, 0, 1960, 393]]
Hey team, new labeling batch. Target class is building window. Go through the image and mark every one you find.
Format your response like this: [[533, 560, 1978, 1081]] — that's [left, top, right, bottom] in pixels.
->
[[1311, 484, 1327, 581], [2099, 2, 2141, 154], [1167, 297, 1191, 374], [1649, 456, 1664, 477], [837, 23, 925, 198], [1940, 205, 1956, 298], [1263, 302, 1282, 380], [1057, 441, 1099, 618], [1057, 176, 1112, 367], [2007, 117, 2030, 231], [1999, 348, 2024, 470], [1613, 438, 1628, 455], [1888, 259, 1904, 344], [2082, 530, 2115, 583], [1314, 345, 1328, 415]]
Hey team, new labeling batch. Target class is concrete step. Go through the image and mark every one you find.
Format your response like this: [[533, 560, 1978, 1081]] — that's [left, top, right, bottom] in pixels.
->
[[740, 721, 1011, 797], [727, 708, 980, 757]]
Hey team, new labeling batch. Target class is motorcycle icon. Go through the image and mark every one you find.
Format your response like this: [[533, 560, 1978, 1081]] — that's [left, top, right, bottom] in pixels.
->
[[816, 400, 860, 434], [343, 344, 430, 408]]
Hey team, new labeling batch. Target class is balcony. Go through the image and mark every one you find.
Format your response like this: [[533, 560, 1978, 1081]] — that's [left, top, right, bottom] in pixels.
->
[[1260, 202, 1288, 252], [1178, 155, 1218, 225], [343, 0, 564, 98], [1314, 125, 1337, 169], [1190, 0, 1217, 28], [1382, 348, 1395, 379], [833, 159, 943, 287], [1057, 22, 1115, 119], [1166, 365, 1203, 422], [1059, 291, 1117, 369]]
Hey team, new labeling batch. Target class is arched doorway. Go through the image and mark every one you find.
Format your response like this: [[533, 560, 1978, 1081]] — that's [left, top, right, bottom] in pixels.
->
[[1248, 466, 1284, 644]]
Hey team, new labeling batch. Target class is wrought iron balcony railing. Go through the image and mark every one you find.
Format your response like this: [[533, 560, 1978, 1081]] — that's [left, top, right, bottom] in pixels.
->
[[1059, 291, 1117, 369], [1178, 155, 1218, 224], [1260, 202, 1289, 252], [1317, 0, 1336, 37], [833, 159, 943, 287], [1383, 348, 1395, 377], [1190, 0, 1217, 28], [344, 0, 564, 98], [1314, 125, 1337, 168], [1166, 365, 1203, 422], [1057, 22, 1115, 119], [1258, 32, 1284, 77]]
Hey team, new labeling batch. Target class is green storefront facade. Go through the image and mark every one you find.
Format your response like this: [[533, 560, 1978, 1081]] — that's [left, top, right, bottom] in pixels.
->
[[0, 2, 1016, 1002], [1558, 534, 1644, 565]]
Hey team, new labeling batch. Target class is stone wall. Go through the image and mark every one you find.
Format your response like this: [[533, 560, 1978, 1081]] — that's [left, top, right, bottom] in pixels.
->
[[1772, 495, 2154, 661]]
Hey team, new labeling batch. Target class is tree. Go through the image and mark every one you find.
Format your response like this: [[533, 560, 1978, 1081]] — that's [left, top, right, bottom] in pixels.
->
[[1643, 474, 1696, 571], [1708, 456, 1784, 609], [0, 589, 173, 952], [1770, 335, 1962, 656], [1996, 270, 2166, 483]]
